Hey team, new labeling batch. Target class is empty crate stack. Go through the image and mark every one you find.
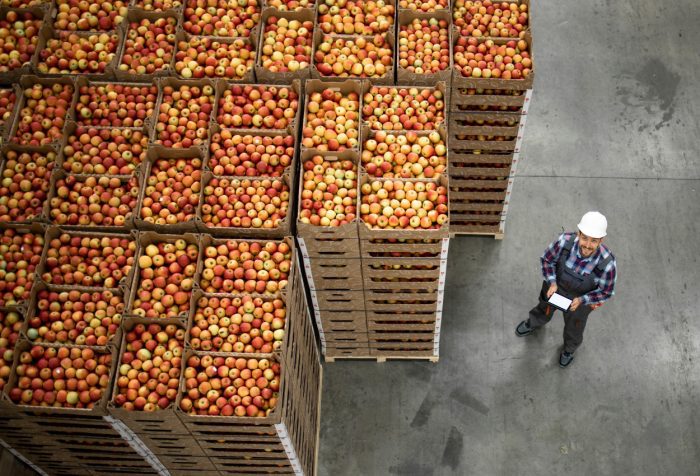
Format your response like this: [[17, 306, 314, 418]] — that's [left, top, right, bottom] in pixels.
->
[[449, 0, 533, 237]]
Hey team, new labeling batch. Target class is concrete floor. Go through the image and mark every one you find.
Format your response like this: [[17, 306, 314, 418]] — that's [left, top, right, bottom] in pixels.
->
[[317, 0, 700, 474]]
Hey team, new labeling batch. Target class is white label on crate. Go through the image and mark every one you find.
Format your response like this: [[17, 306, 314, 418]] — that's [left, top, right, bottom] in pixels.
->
[[520, 89, 533, 116], [440, 238, 450, 259], [275, 423, 305, 476], [298, 237, 310, 259]]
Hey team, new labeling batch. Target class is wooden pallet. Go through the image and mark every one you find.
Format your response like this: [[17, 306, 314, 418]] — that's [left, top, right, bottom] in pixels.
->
[[325, 355, 439, 363]]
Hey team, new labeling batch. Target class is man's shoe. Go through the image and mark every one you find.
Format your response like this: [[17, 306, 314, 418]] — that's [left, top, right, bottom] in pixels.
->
[[515, 320, 534, 337], [559, 351, 574, 368]]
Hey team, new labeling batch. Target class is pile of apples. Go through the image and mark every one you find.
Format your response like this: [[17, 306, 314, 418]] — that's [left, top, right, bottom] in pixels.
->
[[201, 177, 290, 230], [217, 84, 299, 130], [363, 86, 445, 131], [155, 83, 215, 148], [362, 130, 446, 179], [41, 233, 136, 288], [314, 35, 392, 78], [397, 0, 447, 11], [0, 10, 41, 74], [131, 239, 199, 319], [0, 149, 57, 223], [50, 175, 140, 227], [209, 132, 294, 177], [175, 37, 255, 79], [133, 0, 182, 11], [299, 155, 357, 227], [0, 88, 16, 130], [12, 82, 73, 147], [0, 229, 44, 307], [75, 83, 158, 128], [179, 354, 280, 417], [36, 32, 121, 75], [454, 37, 532, 80], [113, 322, 184, 411], [0, 310, 23, 391], [8, 345, 112, 408], [259, 16, 314, 74], [190, 295, 286, 353], [62, 126, 148, 175], [118, 17, 178, 75], [140, 157, 202, 226], [360, 180, 448, 229], [183, 0, 260, 37], [453, 0, 528, 38], [54, 0, 128, 31], [199, 239, 292, 294], [398, 18, 450, 75], [26, 289, 124, 346], [317, 0, 394, 35], [266, 0, 313, 10], [302, 89, 360, 151]]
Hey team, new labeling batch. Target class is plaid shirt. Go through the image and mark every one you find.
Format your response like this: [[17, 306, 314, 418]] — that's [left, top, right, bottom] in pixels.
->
[[541, 232, 617, 305]]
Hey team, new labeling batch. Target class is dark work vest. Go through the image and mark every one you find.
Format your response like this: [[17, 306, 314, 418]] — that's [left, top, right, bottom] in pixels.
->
[[555, 235, 612, 298]]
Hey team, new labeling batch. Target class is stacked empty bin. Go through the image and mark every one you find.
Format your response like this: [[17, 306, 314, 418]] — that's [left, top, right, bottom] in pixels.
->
[[450, 0, 533, 237]]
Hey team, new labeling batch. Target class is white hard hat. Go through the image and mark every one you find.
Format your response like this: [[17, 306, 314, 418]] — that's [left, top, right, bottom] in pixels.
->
[[577, 211, 607, 238]]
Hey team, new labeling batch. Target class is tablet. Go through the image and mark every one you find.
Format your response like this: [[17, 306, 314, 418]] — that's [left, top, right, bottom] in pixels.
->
[[548, 292, 572, 311]]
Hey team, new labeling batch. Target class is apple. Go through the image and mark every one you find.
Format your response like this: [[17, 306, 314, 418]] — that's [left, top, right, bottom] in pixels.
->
[[0, 88, 16, 130], [314, 34, 392, 78], [54, 0, 128, 31], [130, 239, 199, 319], [454, 37, 532, 80], [217, 84, 299, 130], [362, 130, 446, 179], [0, 229, 43, 307], [75, 83, 158, 128], [113, 322, 184, 411], [209, 132, 294, 177], [299, 155, 357, 226], [0, 310, 23, 390], [8, 345, 112, 408], [0, 10, 41, 75], [199, 239, 292, 294], [41, 233, 136, 288], [155, 83, 215, 148], [452, 0, 529, 38], [0, 149, 57, 223], [201, 177, 289, 230], [26, 289, 123, 346], [190, 295, 286, 353], [301, 89, 359, 151], [140, 157, 202, 226], [12, 82, 74, 146], [175, 37, 255, 79], [37, 31, 121, 75], [259, 16, 313, 73], [362, 86, 445, 131], [118, 17, 178, 75], [183, 0, 260, 38], [49, 175, 140, 227], [318, 0, 394, 35], [360, 179, 448, 229], [398, 18, 450, 74], [179, 355, 281, 417]]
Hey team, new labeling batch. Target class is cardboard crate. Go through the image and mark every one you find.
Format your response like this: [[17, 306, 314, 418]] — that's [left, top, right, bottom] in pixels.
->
[[134, 432, 207, 458], [255, 7, 315, 84], [316, 0, 396, 36], [114, 9, 180, 82], [450, 111, 522, 134], [360, 237, 447, 259], [364, 289, 441, 313], [297, 235, 361, 260], [324, 343, 372, 361], [301, 255, 364, 290], [0, 4, 49, 84], [131, 0, 184, 15], [367, 319, 436, 332], [34, 226, 138, 291], [310, 30, 395, 85], [452, 0, 530, 39], [108, 316, 189, 437], [173, 31, 256, 83], [196, 170, 294, 239], [368, 330, 436, 346], [448, 175, 510, 191], [318, 309, 367, 333], [362, 256, 445, 284], [301, 79, 370, 154], [7, 75, 77, 149], [153, 454, 218, 472], [449, 162, 514, 179], [48, 169, 141, 232], [362, 81, 449, 132], [0, 86, 19, 144], [396, 10, 452, 87], [311, 289, 365, 311]]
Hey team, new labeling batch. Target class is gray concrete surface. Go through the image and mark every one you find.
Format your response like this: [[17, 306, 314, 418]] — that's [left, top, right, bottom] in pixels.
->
[[317, 0, 700, 474]]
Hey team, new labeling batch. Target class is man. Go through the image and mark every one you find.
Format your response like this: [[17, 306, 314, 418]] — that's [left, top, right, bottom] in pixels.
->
[[515, 211, 618, 368]]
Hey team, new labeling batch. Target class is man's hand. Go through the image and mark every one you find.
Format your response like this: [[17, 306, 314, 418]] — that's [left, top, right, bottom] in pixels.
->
[[546, 283, 558, 299], [570, 297, 582, 312]]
